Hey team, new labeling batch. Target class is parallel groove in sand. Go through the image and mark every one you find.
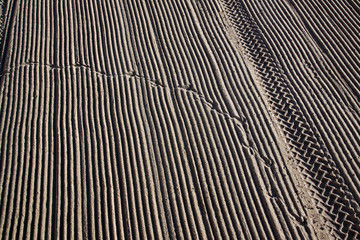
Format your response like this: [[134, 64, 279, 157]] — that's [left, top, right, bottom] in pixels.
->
[[0, 0, 359, 239]]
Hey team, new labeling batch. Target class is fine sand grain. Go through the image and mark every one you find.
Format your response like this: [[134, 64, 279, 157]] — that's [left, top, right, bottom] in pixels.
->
[[0, 0, 359, 239]]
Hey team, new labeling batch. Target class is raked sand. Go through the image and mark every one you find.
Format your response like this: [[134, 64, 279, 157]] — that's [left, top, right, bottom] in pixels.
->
[[0, 0, 359, 239]]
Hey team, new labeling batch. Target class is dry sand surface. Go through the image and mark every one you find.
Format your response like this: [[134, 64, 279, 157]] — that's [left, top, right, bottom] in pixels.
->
[[0, 0, 360, 239]]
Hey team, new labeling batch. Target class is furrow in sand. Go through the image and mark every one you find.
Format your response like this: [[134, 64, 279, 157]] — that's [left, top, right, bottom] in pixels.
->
[[38, 69, 51, 240], [1, 0, 359, 239], [122, 2, 168, 239], [0, 69, 23, 240], [144, 3, 227, 239], [22, 66, 41, 240]]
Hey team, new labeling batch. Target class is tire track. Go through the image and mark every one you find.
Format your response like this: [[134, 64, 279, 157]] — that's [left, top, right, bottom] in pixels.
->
[[220, 0, 360, 238], [243, 3, 360, 227], [244, 0, 360, 238]]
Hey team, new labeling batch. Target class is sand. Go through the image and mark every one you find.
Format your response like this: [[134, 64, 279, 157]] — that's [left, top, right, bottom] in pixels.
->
[[0, 0, 359, 239]]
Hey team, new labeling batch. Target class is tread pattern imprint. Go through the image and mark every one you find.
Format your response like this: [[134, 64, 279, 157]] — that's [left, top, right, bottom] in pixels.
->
[[219, 0, 360, 239]]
